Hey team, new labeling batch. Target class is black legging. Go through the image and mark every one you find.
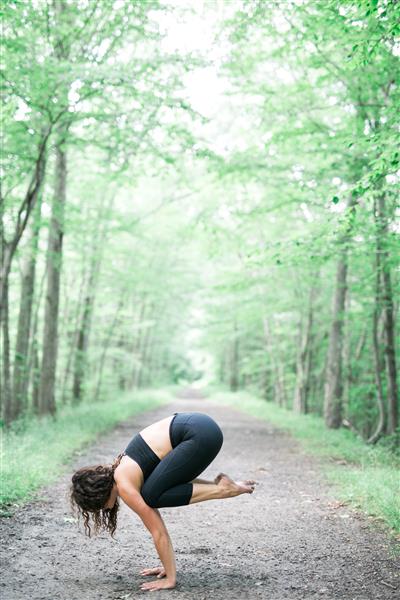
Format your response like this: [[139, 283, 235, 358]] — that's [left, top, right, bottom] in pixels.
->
[[140, 412, 223, 508]]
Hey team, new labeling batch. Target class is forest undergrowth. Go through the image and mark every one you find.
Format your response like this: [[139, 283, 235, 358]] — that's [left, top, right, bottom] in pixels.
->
[[0, 388, 170, 513], [215, 390, 400, 534]]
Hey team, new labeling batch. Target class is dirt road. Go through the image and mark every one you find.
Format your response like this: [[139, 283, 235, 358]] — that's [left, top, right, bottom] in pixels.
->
[[1, 399, 398, 599]]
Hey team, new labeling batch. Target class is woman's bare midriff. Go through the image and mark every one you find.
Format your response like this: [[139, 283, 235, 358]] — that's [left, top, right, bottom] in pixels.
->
[[139, 414, 176, 460], [115, 415, 176, 490]]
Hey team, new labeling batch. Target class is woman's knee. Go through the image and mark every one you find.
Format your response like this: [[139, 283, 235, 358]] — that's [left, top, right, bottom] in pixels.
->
[[200, 426, 223, 463], [216, 425, 223, 448], [209, 424, 223, 452]]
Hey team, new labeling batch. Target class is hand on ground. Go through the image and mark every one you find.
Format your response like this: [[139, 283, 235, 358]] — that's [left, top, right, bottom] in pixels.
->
[[139, 566, 166, 578]]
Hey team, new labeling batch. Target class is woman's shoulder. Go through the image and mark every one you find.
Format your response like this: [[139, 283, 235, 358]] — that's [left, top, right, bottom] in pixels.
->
[[114, 454, 143, 490]]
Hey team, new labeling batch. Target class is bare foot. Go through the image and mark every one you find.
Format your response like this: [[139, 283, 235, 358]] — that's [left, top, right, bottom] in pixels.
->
[[215, 472, 257, 486], [216, 472, 256, 497], [214, 472, 226, 484]]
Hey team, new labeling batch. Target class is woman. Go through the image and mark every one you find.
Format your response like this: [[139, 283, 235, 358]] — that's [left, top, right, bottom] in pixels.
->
[[70, 411, 256, 592]]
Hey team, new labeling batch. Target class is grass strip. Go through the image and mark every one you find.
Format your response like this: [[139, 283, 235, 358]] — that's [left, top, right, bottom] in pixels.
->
[[213, 390, 400, 534], [0, 388, 171, 511]]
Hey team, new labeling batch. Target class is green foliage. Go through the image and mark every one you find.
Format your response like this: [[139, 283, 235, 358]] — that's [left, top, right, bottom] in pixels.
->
[[215, 390, 400, 532], [196, 0, 399, 438], [1, 0, 399, 520]]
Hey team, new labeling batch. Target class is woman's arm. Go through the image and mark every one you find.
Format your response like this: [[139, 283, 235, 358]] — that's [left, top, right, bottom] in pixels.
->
[[118, 484, 176, 591]]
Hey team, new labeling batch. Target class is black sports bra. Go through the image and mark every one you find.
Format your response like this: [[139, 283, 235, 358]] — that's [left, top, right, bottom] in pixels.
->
[[123, 413, 178, 480], [123, 433, 160, 479]]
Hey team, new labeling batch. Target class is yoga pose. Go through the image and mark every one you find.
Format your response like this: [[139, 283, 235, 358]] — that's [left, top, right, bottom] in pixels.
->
[[70, 411, 256, 592]]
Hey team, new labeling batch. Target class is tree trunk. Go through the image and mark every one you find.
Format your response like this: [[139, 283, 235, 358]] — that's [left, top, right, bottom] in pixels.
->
[[115, 333, 126, 390], [277, 361, 287, 407], [323, 254, 348, 427], [1, 276, 12, 425], [260, 364, 271, 400], [293, 283, 316, 414], [39, 142, 67, 416], [72, 195, 110, 402], [263, 316, 285, 405], [31, 338, 40, 414], [131, 298, 148, 388], [344, 323, 367, 412], [137, 307, 155, 389], [24, 261, 47, 414], [94, 298, 125, 400], [38, 0, 70, 416], [218, 350, 227, 386], [72, 267, 96, 402], [368, 231, 385, 444], [60, 265, 87, 404], [324, 196, 357, 428], [0, 201, 4, 416], [377, 194, 398, 434], [0, 134, 48, 326], [12, 198, 42, 418]]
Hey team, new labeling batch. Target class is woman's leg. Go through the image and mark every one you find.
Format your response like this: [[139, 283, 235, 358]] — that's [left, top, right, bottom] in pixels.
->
[[141, 415, 256, 508], [141, 414, 223, 508], [190, 473, 256, 504]]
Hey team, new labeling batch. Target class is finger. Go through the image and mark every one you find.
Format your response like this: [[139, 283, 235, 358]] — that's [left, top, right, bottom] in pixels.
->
[[141, 584, 156, 591], [141, 568, 158, 574]]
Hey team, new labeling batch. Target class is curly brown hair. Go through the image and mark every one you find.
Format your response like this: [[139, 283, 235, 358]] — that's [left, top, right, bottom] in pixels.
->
[[70, 452, 125, 538]]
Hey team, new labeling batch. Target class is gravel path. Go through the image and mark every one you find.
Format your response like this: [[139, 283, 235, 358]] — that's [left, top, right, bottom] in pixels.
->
[[1, 398, 399, 600]]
